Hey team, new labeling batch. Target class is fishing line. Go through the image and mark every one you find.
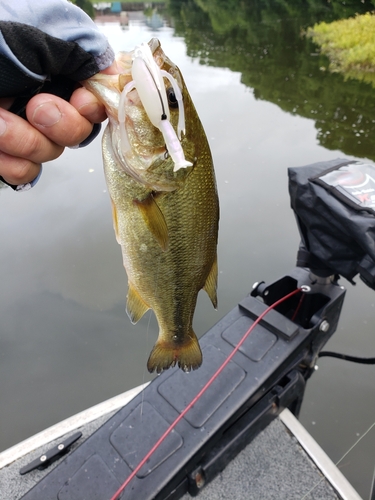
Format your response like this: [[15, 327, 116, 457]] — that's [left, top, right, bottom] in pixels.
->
[[141, 254, 163, 417], [140, 309, 153, 419], [291, 291, 305, 322], [300, 420, 375, 500], [144, 63, 167, 120], [109, 286, 303, 500]]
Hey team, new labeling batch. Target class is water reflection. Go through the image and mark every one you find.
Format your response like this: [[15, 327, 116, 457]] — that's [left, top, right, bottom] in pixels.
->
[[168, 0, 375, 161], [145, 10, 165, 30]]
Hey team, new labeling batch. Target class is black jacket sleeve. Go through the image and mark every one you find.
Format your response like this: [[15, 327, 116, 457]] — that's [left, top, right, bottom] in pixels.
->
[[0, 0, 114, 117]]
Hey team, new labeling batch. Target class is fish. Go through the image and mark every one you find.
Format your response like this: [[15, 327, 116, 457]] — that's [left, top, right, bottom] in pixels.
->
[[84, 38, 219, 373]]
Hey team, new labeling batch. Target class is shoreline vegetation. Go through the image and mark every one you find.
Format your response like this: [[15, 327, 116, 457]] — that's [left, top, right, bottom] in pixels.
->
[[307, 12, 375, 87]]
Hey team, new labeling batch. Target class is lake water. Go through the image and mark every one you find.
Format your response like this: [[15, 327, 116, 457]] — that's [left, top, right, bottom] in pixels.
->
[[1, 2, 375, 497]]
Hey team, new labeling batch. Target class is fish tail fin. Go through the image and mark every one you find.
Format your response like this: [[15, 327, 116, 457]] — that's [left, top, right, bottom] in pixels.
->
[[147, 330, 202, 373]]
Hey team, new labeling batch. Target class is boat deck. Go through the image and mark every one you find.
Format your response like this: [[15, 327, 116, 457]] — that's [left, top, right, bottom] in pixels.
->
[[0, 270, 362, 499], [0, 397, 361, 500]]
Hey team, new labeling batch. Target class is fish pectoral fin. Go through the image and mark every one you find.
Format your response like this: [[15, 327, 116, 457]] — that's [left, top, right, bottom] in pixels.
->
[[133, 194, 169, 251], [203, 255, 218, 309], [126, 283, 150, 324], [111, 199, 121, 244]]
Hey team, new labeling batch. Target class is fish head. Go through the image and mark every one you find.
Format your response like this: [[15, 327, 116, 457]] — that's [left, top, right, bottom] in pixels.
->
[[85, 39, 199, 192]]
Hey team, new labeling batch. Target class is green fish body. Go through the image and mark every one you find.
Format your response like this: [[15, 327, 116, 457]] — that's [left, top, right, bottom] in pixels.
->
[[84, 39, 219, 372]]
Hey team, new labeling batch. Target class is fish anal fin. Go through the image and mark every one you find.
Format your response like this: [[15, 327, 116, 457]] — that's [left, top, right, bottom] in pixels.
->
[[147, 330, 202, 373], [126, 282, 150, 324], [133, 194, 169, 251], [203, 255, 218, 309], [111, 199, 121, 244]]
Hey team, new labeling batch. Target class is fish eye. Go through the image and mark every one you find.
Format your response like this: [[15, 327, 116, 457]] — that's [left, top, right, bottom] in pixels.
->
[[166, 87, 178, 108]]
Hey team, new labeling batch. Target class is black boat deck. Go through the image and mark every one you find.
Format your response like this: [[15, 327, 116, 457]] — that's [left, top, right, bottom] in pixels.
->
[[0, 267, 363, 500], [0, 405, 361, 500]]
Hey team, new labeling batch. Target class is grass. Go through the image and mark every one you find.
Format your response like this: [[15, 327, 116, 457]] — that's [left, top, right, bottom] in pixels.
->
[[307, 12, 375, 86]]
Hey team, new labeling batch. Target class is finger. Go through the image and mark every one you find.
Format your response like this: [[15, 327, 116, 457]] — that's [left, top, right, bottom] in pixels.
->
[[0, 151, 41, 186], [71, 62, 120, 123], [26, 94, 94, 148], [69, 86, 108, 123], [101, 60, 120, 75], [0, 108, 64, 164]]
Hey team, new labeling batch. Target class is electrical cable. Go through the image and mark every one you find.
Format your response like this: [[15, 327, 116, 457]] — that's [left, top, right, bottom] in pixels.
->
[[318, 351, 375, 364]]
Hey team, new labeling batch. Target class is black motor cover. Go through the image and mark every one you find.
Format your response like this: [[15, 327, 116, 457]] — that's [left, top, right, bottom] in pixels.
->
[[288, 158, 375, 289]]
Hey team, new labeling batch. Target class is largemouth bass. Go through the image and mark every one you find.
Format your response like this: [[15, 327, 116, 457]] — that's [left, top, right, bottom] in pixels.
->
[[84, 39, 219, 373]]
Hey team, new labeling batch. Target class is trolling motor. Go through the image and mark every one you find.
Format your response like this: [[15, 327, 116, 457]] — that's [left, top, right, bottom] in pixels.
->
[[20, 266, 346, 500], [289, 158, 375, 289], [20, 159, 360, 500]]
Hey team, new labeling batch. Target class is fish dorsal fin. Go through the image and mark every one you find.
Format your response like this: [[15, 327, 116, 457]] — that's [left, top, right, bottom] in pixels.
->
[[203, 255, 218, 309], [110, 199, 121, 244], [126, 282, 150, 324], [134, 194, 169, 251]]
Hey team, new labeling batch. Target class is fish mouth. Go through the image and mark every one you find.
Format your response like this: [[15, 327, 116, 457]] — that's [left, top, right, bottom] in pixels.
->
[[86, 39, 195, 190], [124, 89, 166, 150], [117, 40, 192, 173], [122, 103, 168, 171], [115, 109, 194, 191]]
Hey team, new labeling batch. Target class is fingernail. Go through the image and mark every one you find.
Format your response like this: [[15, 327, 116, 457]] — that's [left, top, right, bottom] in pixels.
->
[[32, 102, 62, 127], [77, 101, 101, 115], [0, 116, 7, 136]]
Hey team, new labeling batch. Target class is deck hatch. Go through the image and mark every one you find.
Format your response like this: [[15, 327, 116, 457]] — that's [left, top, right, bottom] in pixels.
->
[[110, 401, 183, 477], [158, 345, 246, 428], [222, 315, 277, 361]]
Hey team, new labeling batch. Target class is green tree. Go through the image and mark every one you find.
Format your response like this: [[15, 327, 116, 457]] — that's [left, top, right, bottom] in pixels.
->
[[70, 0, 95, 18], [167, 0, 375, 160]]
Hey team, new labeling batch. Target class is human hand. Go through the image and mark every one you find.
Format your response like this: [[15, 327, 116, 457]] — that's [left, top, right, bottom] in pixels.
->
[[0, 84, 113, 188], [0, 91, 94, 187], [0, 0, 117, 190], [0, 59, 119, 189]]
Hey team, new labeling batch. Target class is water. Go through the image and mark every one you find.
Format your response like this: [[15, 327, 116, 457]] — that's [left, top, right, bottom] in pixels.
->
[[1, 1, 375, 497]]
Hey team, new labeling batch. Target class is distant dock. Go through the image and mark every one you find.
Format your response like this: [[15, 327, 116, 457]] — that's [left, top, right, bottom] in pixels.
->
[[94, 2, 165, 13]]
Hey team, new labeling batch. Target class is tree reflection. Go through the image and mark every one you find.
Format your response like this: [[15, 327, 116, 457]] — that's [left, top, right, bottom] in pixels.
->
[[71, 0, 95, 18], [168, 0, 375, 160]]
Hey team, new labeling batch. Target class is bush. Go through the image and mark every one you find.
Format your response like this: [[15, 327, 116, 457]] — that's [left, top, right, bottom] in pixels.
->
[[307, 12, 375, 86]]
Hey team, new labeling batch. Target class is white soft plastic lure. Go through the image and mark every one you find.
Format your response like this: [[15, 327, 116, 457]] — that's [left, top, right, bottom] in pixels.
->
[[119, 42, 192, 172]]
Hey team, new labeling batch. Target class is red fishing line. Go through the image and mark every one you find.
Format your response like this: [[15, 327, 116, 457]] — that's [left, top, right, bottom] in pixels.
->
[[110, 287, 302, 500]]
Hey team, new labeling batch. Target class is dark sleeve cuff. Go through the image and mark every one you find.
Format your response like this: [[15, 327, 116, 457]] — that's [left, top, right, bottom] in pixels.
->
[[0, 165, 43, 191]]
